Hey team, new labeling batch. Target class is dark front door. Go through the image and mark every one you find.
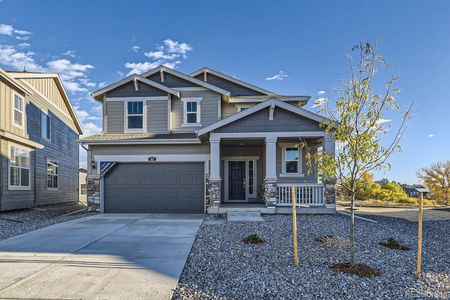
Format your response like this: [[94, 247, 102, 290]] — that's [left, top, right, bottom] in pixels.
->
[[229, 161, 246, 200]]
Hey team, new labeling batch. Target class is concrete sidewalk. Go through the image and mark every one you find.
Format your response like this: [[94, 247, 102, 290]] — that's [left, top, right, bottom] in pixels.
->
[[0, 213, 203, 300], [338, 206, 450, 222]]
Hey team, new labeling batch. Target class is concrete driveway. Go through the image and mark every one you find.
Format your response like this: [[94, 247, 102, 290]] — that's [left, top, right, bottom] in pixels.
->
[[0, 213, 204, 300]]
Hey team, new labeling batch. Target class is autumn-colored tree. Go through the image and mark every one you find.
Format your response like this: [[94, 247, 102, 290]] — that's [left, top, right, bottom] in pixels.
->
[[306, 42, 412, 265], [417, 161, 450, 204]]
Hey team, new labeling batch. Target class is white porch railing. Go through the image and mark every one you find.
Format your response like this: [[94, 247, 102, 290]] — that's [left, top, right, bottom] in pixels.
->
[[277, 183, 326, 206]]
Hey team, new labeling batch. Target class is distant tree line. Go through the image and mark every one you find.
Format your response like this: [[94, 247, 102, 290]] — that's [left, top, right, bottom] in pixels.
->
[[417, 160, 450, 205]]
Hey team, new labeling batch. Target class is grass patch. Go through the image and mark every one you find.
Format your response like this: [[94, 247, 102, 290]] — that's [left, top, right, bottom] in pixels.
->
[[330, 263, 381, 278], [379, 237, 410, 251], [243, 234, 264, 244]]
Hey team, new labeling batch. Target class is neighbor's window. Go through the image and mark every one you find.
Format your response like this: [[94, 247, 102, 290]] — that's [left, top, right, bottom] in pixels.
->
[[237, 105, 251, 112], [284, 146, 300, 174], [41, 111, 51, 139], [126, 101, 144, 130], [13, 94, 24, 127], [182, 98, 202, 125], [47, 160, 58, 189], [9, 146, 30, 189], [80, 183, 87, 195]]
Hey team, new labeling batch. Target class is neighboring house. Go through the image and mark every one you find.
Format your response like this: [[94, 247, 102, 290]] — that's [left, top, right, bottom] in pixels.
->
[[80, 66, 336, 214], [79, 167, 87, 203], [0, 68, 82, 211], [403, 185, 429, 198]]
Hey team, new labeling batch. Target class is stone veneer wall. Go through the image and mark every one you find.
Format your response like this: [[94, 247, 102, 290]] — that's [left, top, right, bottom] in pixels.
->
[[324, 180, 336, 205], [87, 175, 101, 212], [264, 179, 277, 207], [207, 179, 221, 208]]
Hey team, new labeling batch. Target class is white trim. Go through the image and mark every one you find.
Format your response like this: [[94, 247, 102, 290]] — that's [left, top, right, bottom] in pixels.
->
[[0, 69, 31, 95], [182, 97, 202, 126], [40, 110, 51, 141], [198, 98, 328, 136], [172, 87, 208, 91], [46, 159, 59, 190], [190, 67, 274, 95], [167, 94, 172, 131], [80, 138, 201, 145], [140, 66, 231, 96], [94, 154, 210, 163], [0, 131, 44, 149], [12, 93, 25, 130], [280, 144, 303, 177], [229, 96, 309, 103], [91, 74, 180, 98], [211, 131, 325, 140], [124, 100, 147, 133], [8, 143, 31, 191], [106, 96, 168, 102]]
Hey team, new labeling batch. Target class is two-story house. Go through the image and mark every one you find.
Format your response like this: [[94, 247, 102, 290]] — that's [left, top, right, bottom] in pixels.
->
[[0, 68, 82, 211], [80, 66, 336, 214]]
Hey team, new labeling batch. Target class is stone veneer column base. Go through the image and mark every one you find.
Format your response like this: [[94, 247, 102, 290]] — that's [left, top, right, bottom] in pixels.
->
[[207, 179, 222, 210], [87, 175, 101, 212], [264, 179, 278, 207]]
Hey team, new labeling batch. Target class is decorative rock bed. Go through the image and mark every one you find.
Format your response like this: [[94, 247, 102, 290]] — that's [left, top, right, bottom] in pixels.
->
[[173, 214, 449, 299]]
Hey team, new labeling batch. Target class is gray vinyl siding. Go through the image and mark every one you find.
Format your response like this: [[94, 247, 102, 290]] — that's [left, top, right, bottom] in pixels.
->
[[105, 81, 167, 98], [0, 102, 79, 211], [146, 72, 201, 88], [194, 73, 266, 96], [215, 107, 323, 133], [171, 90, 220, 133], [147, 100, 169, 133], [105, 101, 124, 133]]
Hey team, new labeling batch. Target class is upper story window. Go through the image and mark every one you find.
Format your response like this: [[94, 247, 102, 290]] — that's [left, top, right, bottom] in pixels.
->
[[9, 146, 30, 190], [182, 98, 202, 127], [13, 94, 24, 128], [281, 145, 303, 177], [236, 105, 251, 112], [47, 160, 58, 189], [41, 111, 51, 140], [125, 101, 145, 132]]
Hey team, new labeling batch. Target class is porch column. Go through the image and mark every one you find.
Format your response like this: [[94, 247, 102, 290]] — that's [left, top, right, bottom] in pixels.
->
[[264, 137, 278, 207], [323, 132, 336, 206], [208, 137, 221, 210]]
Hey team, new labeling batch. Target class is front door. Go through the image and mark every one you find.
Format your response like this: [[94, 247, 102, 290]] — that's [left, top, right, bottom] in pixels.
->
[[228, 161, 246, 200]]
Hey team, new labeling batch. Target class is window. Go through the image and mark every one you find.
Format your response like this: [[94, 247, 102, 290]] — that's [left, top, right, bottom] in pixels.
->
[[80, 183, 87, 195], [13, 94, 24, 128], [248, 160, 256, 196], [47, 160, 58, 189], [126, 101, 144, 131], [41, 112, 51, 140], [236, 105, 251, 112], [281, 145, 303, 176], [9, 146, 30, 189], [182, 98, 202, 126]]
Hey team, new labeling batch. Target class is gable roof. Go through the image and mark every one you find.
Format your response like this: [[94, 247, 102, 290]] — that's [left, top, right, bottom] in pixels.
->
[[91, 74, 180, 100], [141, 66, 231, 96], [197, 98, 328, 136], [7, 71, 83, 134], [190, 67, 275, 96], [0, 68, 32, 95]]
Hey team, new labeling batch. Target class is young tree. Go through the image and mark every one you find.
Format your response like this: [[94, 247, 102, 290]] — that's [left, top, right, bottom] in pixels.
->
[[417, 161, 450, 204], [306, 42, 412, 265]]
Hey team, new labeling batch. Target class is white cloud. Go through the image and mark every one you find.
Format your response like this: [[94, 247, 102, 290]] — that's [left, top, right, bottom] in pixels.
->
[[376, 119, 392, 125], [45, 59, 94, 92], [125, 38, 192, 76], [98, 82, 107, 88], [266, 70, 288, 81], [81, 122, 101, 137], [0, 24, 32, 39], [18, 43, 30, 48], [0, 45, 41, 71], [132, 45, 140, 52], [317, 90, 326, 95], [428, 134, 434, 138], [63, 50, 76, 57], [312, 96, 328, 108]]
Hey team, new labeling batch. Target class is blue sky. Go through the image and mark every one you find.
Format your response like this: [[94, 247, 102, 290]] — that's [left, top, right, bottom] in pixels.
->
[[1, 0, 449, 183]]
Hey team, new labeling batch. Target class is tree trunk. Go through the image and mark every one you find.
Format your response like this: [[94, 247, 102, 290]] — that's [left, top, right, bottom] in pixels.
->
[[350, 192, 356, 265]]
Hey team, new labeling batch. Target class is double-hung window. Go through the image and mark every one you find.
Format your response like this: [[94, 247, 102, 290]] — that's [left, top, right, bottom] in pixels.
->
[[126, 101, 144, 132], [182, 98, 202, 126], [281, 145, 303, 176], [47, 160, 58, 189], [13, 94, 24, 128], [41, 111, 51, 140], [9, 146, 30, 189]]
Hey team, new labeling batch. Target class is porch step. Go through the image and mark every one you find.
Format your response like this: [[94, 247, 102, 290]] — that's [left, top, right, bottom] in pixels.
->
[[227, 211, 264, 222]]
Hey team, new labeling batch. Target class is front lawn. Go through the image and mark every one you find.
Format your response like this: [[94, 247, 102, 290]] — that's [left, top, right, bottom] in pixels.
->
[[173, 214, 449, 299]]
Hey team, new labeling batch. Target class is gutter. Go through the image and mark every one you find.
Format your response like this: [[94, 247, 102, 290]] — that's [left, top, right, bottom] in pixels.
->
[[77, 138, 202, 146]]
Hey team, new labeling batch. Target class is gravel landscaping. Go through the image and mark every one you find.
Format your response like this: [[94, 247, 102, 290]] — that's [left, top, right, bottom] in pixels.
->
[[0, 202, 94, 241], [173, 214, 450, 299]]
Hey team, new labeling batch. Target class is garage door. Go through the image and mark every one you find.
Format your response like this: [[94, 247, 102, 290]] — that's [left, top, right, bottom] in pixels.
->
[[104, 162, 205, 213]]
